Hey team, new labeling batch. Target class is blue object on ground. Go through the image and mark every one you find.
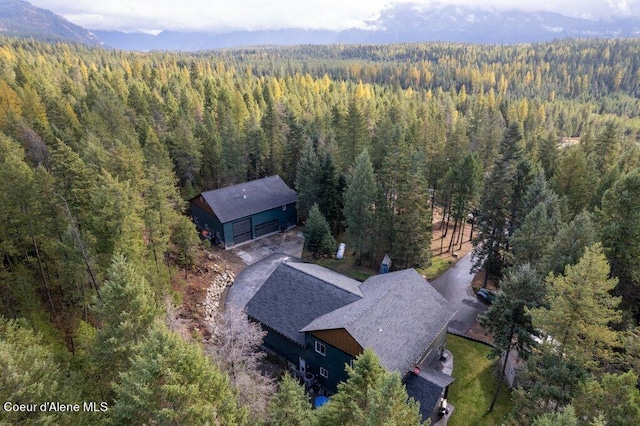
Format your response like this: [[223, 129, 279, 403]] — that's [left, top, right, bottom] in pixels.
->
[[314, 396, 329, 408]]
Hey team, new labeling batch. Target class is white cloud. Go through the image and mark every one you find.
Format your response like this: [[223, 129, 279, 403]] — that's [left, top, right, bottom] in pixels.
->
[[28, 0, 640, 33]]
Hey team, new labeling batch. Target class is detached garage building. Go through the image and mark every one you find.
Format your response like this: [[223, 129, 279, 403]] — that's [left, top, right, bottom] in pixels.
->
[[190, 175, 297, 248]]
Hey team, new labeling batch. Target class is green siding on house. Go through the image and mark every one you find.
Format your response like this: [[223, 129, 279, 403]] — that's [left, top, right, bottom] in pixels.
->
[[261, 327, 305, 367], [259, 326, 354, 394], [190, 200, 297, 247], [190, 203, 224, 242], [223, 221, 234, 246], [249, 202, 297, 239], [304, 334, 354, 393]]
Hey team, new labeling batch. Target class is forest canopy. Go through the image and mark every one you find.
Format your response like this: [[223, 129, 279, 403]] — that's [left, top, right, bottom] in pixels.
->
[[1, 36, 640, 424]]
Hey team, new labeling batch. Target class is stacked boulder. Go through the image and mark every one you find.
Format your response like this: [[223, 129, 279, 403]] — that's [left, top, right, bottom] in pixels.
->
[[203, 269, 235, 323]]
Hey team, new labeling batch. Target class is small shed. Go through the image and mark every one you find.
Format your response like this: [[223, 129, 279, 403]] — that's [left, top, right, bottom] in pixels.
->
[[190, 175, 297, 248], [379, 254, 392, 274]]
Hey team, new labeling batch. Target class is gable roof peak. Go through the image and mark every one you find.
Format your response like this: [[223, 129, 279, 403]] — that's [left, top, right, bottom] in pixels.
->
[[196, 175, 297, 223]]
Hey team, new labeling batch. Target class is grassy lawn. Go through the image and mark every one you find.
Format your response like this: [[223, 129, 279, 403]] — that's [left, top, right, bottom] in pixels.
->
[[446, 334, 512, 426], [314, 255, 377, 282], [418, 256, 453, 280]]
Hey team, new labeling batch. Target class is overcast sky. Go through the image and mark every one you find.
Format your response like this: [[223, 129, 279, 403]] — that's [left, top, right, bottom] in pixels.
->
[[28, 0, 640, 34]]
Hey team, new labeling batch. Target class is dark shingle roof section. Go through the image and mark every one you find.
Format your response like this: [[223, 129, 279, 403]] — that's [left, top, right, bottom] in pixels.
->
[[246, 262, 362, 346], [200, 175, 297, 223], [404, 372, 448, 420], [285, 262, 363, 297], [301, 269, 455, 374]]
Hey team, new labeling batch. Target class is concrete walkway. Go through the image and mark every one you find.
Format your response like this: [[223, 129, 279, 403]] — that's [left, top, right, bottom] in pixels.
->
[[430, 254, 488, 335]]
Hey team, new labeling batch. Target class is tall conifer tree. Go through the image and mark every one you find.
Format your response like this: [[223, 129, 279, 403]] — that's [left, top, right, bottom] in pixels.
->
[[343, 150, 377, 264]]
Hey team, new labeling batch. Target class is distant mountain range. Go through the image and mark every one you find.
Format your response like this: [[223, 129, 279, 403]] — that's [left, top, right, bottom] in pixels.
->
[[0, 0, 100, 45], [2, 1, 639, 50]]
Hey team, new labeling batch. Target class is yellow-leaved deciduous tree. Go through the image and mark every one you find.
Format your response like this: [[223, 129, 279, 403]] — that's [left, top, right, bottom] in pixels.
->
[[530, 243, 622, 371], [0, 79, 22, 129]]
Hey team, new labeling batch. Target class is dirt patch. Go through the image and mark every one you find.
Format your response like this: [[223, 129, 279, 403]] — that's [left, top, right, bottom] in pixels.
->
[[172, 244, 248, 338], [430, 206, 474, 266], [470, 268, 498, 292], [465, 321, 494, 345]]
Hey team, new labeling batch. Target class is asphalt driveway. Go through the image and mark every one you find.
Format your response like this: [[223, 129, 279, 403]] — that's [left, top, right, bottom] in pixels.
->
[[430, 254, 489, 335]]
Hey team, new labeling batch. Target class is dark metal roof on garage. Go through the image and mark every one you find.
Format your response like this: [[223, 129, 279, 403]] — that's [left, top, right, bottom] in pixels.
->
[[199, 175, 297, 223]]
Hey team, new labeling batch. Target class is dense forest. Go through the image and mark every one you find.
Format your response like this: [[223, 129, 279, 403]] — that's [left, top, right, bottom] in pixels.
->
[[1, 36, 640, 424]]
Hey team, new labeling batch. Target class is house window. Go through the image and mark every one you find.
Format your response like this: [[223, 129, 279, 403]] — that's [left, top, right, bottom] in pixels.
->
[[315, 341, 326, 356], [320, 367, 329, 378]]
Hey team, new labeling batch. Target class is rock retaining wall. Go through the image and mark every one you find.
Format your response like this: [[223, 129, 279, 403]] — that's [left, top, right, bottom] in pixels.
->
[[203, 269, 235, 323]]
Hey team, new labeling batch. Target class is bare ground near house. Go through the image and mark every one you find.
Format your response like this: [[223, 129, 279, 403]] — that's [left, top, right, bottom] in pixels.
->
[[170, 244, 246, 339], [430, 206, 474, 262]]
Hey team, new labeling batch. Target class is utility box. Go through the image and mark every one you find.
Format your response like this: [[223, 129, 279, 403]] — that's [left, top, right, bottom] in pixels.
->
[[379, 254, 392, 273]]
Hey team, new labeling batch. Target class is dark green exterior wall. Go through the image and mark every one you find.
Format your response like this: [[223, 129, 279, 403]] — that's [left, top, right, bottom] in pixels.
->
[[222, 222, 234, 246], [250, 203, 297, 235], [304, 334, 353, 393], [190, 203, 224, 241], [261, 327, 305, 366], [191, 201, 297, 247], [258, 326, 353, 394]]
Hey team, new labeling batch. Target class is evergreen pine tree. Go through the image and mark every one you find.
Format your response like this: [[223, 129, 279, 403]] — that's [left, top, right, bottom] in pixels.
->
[[472, 123, 525, 286], [294, 141, 321, 220], [92, 253, 158, 394], [573, 371, 640, 426], [599, 168, 640, 321], [142, 126, 185, 276], [317, 151, 342, 231], [338, 97, 369, 171], [110, 325, 247, 425], [343, 150, 377, 264], [317, 348, 426, 426], [543, 211, 597, 276], [392, 145, 432, 269], [267, 373, 314, 426], [530, 244, 622, 371], [0, 318, 84, 426], [479, 263, 545, 412], [303, 204, 336, 258]]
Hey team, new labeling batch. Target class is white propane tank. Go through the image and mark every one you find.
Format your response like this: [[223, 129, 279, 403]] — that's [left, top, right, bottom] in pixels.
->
[[336, 243, 346, 259]]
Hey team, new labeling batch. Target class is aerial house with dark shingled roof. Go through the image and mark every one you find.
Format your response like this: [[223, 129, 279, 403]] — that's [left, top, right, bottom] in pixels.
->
[[189, 175, 297, 248], [246, 261, 456, 420]]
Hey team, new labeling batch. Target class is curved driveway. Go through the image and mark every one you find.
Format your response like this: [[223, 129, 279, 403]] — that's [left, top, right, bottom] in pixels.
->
[[430, 254, 488, 335]]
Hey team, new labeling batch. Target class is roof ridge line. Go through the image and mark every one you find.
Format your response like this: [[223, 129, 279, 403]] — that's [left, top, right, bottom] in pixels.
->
[[282, 261, 363, 295]]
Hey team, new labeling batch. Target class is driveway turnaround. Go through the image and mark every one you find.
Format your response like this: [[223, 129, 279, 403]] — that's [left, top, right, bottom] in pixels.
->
[[230, 229, 304, 265], [430, 254, 489, 335]]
